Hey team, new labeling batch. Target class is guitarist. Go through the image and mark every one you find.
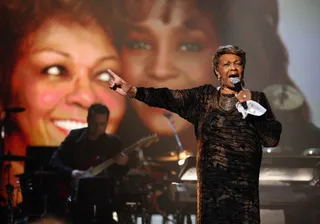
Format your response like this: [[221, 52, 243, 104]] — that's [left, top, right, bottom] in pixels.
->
[[50, 103, 129, 223]]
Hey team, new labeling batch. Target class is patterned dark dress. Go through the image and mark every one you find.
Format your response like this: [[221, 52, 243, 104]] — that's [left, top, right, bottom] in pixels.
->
[[134, 84, 282, 224]]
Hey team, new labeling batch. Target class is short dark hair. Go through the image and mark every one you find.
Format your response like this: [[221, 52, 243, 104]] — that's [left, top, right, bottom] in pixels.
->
[[212, 45, 246, 78], [87, 104, 110, 119]]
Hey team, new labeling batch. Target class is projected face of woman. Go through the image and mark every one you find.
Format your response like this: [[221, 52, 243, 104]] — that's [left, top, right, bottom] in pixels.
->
[[10, 19, 125, 146], [121, 1, 218, 134]]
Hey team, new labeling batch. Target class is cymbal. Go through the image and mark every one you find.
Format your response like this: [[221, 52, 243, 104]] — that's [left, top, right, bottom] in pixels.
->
[[154, 156, 179, 162], [4, 107, 25, 113], [15, 171, 57, 179], [142, 162, 171, 175], [142, 161, 162, 166], [33, 171, 57, 176], [2, 154, 31, 161], [127, 168, 148, 177], [263, 84, 304, 110], [154, 150, 193, 162]]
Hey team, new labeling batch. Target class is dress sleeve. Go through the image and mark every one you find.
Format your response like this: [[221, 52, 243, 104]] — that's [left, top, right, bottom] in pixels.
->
[[250, 92, 282, 147], [134, 85, 212, 124]]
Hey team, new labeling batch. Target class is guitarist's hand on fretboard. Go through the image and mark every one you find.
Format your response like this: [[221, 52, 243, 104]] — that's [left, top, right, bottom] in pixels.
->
[[67, 134, 158, 201], [114, 153, 129, 166]]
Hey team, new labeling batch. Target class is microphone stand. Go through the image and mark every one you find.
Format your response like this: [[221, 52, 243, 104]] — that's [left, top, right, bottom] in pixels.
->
[[0, 111, 7, 172], [163, 112, 186, 224], [163, 113, 184, 166]]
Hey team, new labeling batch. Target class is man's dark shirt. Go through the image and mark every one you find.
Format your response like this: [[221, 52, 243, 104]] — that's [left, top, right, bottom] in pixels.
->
[[50, 127, 129, 178]]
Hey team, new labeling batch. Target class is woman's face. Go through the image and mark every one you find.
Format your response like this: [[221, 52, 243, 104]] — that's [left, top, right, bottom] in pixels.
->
[[216, 54, 244, 90], [10, 19, 125, 146], [121, 1, 219, 134]]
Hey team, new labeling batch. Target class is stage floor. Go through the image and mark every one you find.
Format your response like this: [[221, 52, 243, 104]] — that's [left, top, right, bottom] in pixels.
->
[[120, 210, 285, 224]]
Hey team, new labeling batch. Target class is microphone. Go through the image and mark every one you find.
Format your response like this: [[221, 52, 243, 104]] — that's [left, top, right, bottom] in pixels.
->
[[231, 77, 248, 109], [4, 107, 25, 113]]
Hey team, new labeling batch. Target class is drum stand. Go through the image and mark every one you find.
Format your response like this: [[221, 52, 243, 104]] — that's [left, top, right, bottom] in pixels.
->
[[164, 113, 192, 224], [1, 109, 25, 224], [41, 194, 49, 218], [134, 147, 153, 224]]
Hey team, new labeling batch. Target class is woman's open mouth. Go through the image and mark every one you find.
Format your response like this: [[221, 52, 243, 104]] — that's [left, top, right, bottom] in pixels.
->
[[228, 74, 239, 83]]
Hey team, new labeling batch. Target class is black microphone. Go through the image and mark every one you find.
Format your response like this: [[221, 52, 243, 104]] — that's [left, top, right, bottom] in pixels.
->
[[4, 107, 25, 113], [231, 77, 248, 109]]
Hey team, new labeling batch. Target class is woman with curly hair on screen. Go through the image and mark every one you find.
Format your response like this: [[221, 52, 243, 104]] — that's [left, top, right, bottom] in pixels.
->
[[115, 0, 319, 160], [0, 0, 125, 211]]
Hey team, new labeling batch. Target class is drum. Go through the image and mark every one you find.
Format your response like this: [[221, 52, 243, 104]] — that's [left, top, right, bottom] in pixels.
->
[[72, 177, 115, 223], [114, 169, 153, 223], [142, 161, 172, 183], [17, 171, 61, 218]]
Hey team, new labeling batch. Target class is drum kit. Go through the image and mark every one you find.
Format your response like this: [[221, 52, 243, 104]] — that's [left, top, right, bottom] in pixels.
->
[[116, 147, 192, 223], [0, 108, 195, 223], [0, 145, 193, 223], [1, 152, 65, 224], [0, 153, 31, 224]]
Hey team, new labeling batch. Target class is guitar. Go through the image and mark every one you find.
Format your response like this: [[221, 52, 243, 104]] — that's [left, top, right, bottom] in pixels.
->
[[70, 133, 159, 201]]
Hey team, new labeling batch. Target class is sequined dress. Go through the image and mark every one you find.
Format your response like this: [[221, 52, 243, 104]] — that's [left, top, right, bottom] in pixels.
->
[[134, 84, 282, 224]]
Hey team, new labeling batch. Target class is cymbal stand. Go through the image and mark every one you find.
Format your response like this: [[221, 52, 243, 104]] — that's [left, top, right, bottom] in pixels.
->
[[40, 179, 49, 218], [163, 113, 184, 167], [0, 115, 5, 169], [137, 147, 152, 224], [1, 111, 16, 224], [4, 151, 14, 224]]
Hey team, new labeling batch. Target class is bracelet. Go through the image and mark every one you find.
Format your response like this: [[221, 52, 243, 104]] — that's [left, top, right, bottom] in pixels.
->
[[127, 87, 137, 99]]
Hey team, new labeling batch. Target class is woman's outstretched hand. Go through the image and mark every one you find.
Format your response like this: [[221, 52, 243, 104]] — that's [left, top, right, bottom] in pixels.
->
[[107, 69, 136, 97]]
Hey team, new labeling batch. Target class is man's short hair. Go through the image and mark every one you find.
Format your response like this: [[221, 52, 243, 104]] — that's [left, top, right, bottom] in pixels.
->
[[87, 104, 110, 119]]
